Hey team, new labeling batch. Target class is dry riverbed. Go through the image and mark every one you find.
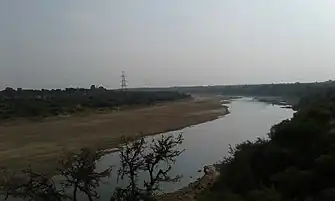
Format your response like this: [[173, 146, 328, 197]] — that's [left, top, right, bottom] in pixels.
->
[[0, 98, 227, 172]]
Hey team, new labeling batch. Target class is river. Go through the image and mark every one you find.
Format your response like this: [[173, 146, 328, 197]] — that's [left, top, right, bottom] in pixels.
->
[[94, 98, 295, 199]]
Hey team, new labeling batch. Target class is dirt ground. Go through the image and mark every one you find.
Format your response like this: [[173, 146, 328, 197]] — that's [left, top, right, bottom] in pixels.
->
[[158, 165, 219, 201], [0, 98, 226, 172]]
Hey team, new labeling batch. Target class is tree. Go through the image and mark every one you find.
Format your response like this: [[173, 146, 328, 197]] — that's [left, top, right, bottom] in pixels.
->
[[112, 134, 184, 201], [58, 148, 112, 201]]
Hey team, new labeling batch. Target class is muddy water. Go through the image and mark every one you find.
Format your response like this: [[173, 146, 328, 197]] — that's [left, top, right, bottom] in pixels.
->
[[96, 98, 295, 198]]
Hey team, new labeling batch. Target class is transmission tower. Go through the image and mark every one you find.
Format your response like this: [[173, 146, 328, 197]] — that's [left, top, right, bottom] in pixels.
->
[[121, 71, 127, 92]]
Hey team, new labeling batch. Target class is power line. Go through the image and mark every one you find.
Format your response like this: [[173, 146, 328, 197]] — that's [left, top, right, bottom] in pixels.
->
[[121, 71, 127, 92]]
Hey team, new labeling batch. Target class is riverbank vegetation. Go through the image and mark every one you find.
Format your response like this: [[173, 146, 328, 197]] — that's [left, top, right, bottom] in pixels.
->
[[0, 86, 189, 119], [198, 89, 335, 200]]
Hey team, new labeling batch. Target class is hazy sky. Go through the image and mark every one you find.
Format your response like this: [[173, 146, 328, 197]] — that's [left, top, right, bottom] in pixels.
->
[[1, 1, 335, 89]]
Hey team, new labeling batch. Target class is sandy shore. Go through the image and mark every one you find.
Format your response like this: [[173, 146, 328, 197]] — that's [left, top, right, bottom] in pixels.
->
[[158, 165, 220, 201], [0, 97, 227, 172]]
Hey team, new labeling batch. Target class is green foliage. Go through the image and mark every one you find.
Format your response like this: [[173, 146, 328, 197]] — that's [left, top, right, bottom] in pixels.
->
[[0, 87, 190, 119], [200, 88, 335, 201]]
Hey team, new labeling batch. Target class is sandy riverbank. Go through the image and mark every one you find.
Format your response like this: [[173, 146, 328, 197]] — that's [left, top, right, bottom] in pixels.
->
[[158, 165, 220, 201], [0, 97, 228, 172]]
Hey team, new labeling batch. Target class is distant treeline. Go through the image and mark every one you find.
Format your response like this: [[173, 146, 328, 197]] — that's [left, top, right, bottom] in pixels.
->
[[199, 87, 335, 200], [137, 80, 335, 99], [0, 86, 190, 119]]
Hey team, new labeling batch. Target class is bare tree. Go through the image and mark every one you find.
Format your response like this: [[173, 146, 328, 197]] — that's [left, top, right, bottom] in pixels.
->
[[113, 137, 146, 201], [58, 148, 112, 201], [142, 134, 184, 193], [112, 134, 184, 201]]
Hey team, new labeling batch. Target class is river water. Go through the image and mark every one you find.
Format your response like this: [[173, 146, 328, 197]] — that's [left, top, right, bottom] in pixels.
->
[[2, 98, 295, 201], [95, 98, 295, 199]]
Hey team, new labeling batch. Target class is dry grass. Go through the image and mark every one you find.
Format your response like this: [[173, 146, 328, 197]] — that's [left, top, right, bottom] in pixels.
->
[[0, 98, 226, 172]]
